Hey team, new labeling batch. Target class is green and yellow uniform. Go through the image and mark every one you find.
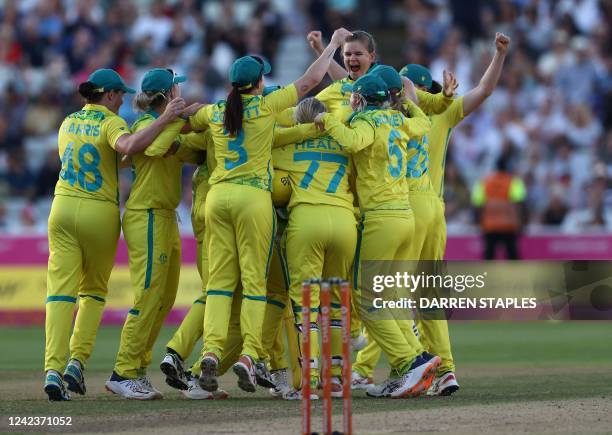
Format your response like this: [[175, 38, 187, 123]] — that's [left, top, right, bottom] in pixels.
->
[[114, 111, 200, 379], [321, 102, 430, 372], [273, 124, 357, 383], [414, 97, 464, 375], [353, 96, 462, 379], [165, 127, 303, 386], [45, 104, 129, 373], [190, 84, 298, 362], [165, 131, 214, 370]]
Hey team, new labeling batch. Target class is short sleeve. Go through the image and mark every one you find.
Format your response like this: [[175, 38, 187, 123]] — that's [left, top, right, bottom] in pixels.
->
[[263, 84, 298, 113], [190, 105, 213, 131], [104, 116, 130, 150]]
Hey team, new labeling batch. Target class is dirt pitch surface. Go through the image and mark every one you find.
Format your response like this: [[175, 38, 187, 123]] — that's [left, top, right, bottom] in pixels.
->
[[1, 367, 611, 434]]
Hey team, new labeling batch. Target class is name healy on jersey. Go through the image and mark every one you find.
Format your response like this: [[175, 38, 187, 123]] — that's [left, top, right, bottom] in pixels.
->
[[295, 136, 344, 152]]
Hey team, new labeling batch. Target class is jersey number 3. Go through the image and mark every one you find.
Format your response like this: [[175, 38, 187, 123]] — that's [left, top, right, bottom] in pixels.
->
[[60, 142, 103, 192], [225, 129, 248, 170]]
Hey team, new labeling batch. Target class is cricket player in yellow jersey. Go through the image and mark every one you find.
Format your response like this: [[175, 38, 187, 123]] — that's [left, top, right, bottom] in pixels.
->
[[402, 33, 511, 396], [272, 97, 356, 399], [306, 30, 455, 124], [315, 74, 439, 398], [159, 129, 237, 399], [350, 64, 458, 391], [187, 31, 353, 394], [306, 31, 455, 345], [158, 91, 310, 398], [106, 69, 200, 400], [44, 69, 186, 401]]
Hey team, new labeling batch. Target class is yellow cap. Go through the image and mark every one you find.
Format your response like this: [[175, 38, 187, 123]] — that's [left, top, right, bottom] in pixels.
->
[[272, 169, 292, 207]]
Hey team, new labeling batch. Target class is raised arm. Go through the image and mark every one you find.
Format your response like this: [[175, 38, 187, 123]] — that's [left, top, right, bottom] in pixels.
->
[[293, 28, 352, 98], [307, 30, 349, 81], [463, 32, 510, 117], [413, 70, 457, 114], [114, 98, 185, 156]]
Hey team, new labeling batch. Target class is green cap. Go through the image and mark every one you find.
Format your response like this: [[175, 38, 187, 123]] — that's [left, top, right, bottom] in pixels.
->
[[229, 55, 271, 89], [352, 74, 389, 101], [399, 64, 433, 89], [88, 69, 135, 94], [370, 65, 403, 91], [141, 68, 187, 93]]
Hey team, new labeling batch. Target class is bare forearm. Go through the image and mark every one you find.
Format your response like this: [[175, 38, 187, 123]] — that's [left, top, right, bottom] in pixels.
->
[[480, 51, 506, 95], [311, 42, 347, 81], [294, 41, 341, 97], [116, 115, 175, 155], [463, 51, 506, 116]]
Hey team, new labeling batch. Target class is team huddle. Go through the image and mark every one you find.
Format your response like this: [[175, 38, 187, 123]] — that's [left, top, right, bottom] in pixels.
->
[[43, 27, 510, 402]]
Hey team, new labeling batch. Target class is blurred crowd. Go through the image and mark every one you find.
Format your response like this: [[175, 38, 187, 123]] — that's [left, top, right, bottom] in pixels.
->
[[0, 0, 610, 235]]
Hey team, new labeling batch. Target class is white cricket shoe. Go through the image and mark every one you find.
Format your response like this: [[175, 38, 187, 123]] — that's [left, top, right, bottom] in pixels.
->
[[269, 368, 291, 398], [427, 371, 460, 396], [387, 354, 440, 398], [183, 373, 229, 400], [351, 370, 374, 390], [138, 376, 164, 399], [282, 388, 319, 401], [366, 376, 395, 398], [105, 375, 158, 400], [160, 352, 188, 391], [233, 355, 257, 393]]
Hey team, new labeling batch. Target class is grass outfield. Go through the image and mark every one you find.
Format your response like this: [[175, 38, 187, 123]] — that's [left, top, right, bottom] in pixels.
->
[[1, 322, 611, 434]]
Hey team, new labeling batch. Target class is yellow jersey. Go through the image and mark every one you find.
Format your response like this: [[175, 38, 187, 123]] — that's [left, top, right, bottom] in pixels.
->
[[189, 84, 298, 191], [427, 97, 464, 198], [55, 104, 129, 204], [404, 91, 455, 192], [126, 112, 189, 210], [272, 124, 354, 211], [322, 103, 430, 211], [315, 77, 355, 123]]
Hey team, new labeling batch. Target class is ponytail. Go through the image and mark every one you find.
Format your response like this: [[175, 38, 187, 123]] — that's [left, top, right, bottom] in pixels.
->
[[224, 86, 244, 137], [133, 91, 168, 113], [78, 81, 104, 103]]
